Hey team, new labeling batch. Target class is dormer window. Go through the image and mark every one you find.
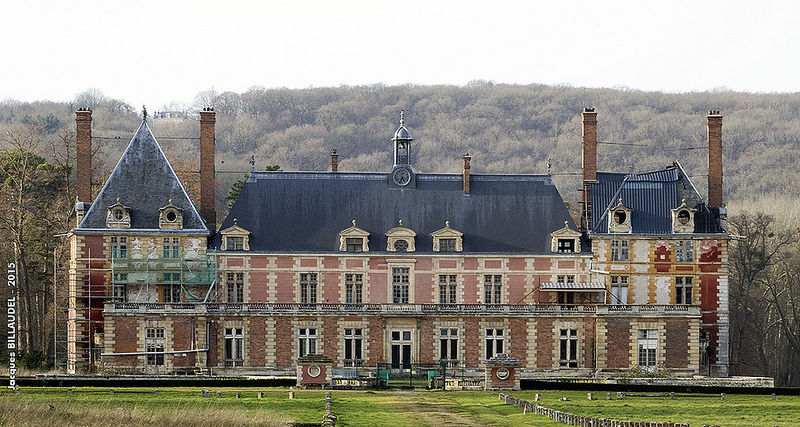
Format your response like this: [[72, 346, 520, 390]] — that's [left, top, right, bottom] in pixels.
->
[[338, 220, 370, 252], [608, 199, 632, 233], [220, 219, 251, 251], [159, 200, 184, 230], [550, 221, 581, 253], [386, 220, 416, 252], [106, 199, 131, 229], [671, 199, 696, 233], [431, 221, 464, 252]]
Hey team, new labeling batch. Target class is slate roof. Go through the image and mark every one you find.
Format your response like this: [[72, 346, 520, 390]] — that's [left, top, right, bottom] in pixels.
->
[[213, 171, 578, 253], [589, 161, 724, 234], [75, 122, 208, 233]]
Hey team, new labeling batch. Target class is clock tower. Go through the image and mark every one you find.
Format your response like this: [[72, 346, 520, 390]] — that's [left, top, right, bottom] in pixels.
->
[[389, 110, 416, 188]]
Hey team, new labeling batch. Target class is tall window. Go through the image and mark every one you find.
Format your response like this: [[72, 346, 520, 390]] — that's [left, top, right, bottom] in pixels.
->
[[675, 276, 693, 304], [484, 275, 502, 304], [146, 328, 165, 366], [225, 327, 244, 366], [345, 274, 363, 304], [557, 239, 575, 253], [227, 236, 244, 251], [392, 267, 409, 303], [439, 275, 457, 304], [345, 238, 363, 252], [110, 236, 128, 259], [112, 272, 127, 301], [439, 238, 457, 252], [163, 273, 181, 303], [226, 272, 244, 303], [440, 328, 459, 365], [300, 273, 317, 304], [559, 329, 578, 367], [610, 276, 629, 305], [344, 328, 362, 367], [638, 329, 657, 367], [163, 237, 180, 258], [610, 240, 629, 261], [557, 292, 575, 305], [675, 240, 694, 263], [299, 328, 317, 357], [485, 328, 504, 359]]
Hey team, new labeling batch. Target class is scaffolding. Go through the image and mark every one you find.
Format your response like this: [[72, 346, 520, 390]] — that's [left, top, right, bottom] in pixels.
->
[[54, 248, 217, 374]]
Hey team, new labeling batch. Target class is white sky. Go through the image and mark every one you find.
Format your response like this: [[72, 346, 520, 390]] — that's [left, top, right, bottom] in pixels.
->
[[2, 0, 798, 109]]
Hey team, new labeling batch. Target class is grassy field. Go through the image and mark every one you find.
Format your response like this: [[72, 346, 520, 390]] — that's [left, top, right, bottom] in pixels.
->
[[0, 387, 796, 426]]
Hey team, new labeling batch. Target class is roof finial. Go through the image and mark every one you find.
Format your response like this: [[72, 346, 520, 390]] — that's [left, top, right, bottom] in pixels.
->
[[233, 218, 238, 226], [399, 219, 403, 227], [142, 105, 148, 122], [565, 220, 569, 229], [352, 219, 356, 227], [400, 109, 405, 127], [445, 220, 450, 228]]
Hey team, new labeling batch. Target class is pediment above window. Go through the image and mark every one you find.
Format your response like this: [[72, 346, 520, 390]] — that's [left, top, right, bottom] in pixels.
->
[[608, 198, 632, 233], [159, 200, 184, 230], [550, 221, 581, 253], [431, 221, 463, 252], [106, 199, 131, 229], [386, 220, 416, 252], [671, 199, 696, 234], [339, 220, 370, 252], [220, 219, 251, 251]]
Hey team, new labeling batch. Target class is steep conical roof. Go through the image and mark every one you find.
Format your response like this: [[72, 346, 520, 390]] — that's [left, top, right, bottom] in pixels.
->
[[76, 122, 208, 232]]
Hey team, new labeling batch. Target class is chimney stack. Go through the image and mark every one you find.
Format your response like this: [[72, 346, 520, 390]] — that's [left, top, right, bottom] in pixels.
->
[[462, 153, 471, 195], [76, 108, 92, 203], [200, 107, 216, 229], [580, 108, 598, 231], [707, 110, 723, 207], [331, 149, 338, 172]]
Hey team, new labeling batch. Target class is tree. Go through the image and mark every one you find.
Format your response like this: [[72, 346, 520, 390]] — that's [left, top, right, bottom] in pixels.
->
[[225, 165, 280, 210]]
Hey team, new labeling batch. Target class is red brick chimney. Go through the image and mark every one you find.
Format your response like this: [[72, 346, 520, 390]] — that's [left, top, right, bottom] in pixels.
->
[[199, 107, 216, 229], [75, 108, 92, 203], [331, 149, 338, 172], [580, 108, 598, 231], [707, 110, 723, 207], [462, 153, 471, 195]]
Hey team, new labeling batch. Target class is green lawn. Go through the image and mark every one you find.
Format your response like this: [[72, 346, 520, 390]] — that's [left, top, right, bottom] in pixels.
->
[[1, 387, 796, 426]]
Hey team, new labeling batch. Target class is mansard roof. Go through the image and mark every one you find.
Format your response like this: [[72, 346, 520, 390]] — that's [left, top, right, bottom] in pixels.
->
[[213, 171, 577, 253], [76, 122, 208, 233], [590, 161, 724, 235]]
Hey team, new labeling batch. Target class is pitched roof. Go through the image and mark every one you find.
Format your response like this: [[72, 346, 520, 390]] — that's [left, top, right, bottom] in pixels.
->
[[213, 171, 577, 253], [590, 161, 724, 234], [76, 122, 208, 233]]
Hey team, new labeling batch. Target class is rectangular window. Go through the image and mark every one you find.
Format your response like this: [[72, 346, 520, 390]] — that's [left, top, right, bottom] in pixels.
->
[[438, 275, 457, 304], [484, 275, 502, 304], [610, 240, 629, 262], [146, 328, 165, 366], [345, 238, 363, 252], [110, 236, 128, 259], [439, 238, 456, 252], [610, 276, 629, 305], [557, 239, 575, 253], [392, 267, 409, 303], [112, 272, 127, 301], [675, 240, 694, 263], [345, 273, 363, 304], [557, 292, 575, 305], [344, 328, 362, 367], [638, 329, 657, 367], [163, 273, 181, 303], [675, 276, 693, 304], [300, 273, 317, 304], [440, 328, 459, 366], [485, 328, 504, 359], [299, 327, 317, 357], [227, 236, 244, 251], [559, 329, 578, 367], [224, 327, 244, 366], [226, 272, 244, 303], [556, 275, 575, 284], [162, 237, 180, 259]]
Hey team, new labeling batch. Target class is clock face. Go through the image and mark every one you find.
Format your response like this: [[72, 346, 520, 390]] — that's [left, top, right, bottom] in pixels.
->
[[393, 168, 411, 186]]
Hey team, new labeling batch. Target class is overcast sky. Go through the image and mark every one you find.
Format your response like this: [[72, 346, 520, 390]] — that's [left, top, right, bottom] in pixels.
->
[[3, 0, 798, 109]]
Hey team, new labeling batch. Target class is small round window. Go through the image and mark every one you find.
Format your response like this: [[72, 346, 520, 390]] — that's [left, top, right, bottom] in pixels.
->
[[166, 211, 177, 222], [113, 209, 124, 221], [496, 367, 510, 380], [677, 210, 690, 225], [394, 239, 408, 252], [308, 364, 321, 378], [613, 210, 627, 225]]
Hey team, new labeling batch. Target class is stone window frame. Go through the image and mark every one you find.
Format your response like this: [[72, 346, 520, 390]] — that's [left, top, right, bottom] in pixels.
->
[[608, 199, 632, 233], [483, 274, 503, 304], [162, 272, 182, 303], [145, 327, 165, 366], [484, 328, 505, 360], [675, 276, 693, 305], [609, 275, 629, 305], [226, 272, 245, 303], [438, 274, 458, 304], [388, 259, 416, 304], [110, 236, 128, 259], [298, 327, 318, 357], [671, 199, 696, 234], [610, 239, 629, 262], [162, 237, 181, 259], [219, 219, 251, 251], [224, 326, 245, 367], [431, 222, 464, 252], [344, 273, 363, 304], [158, 201, 184, 230], [338, 220, 370, 252], [299, 272, 318, 304], [674, 240, 694, 263], [558, 328, 579, 368], [106, 200, 131, 229], [439, 327, 459, 365], [549, 221, 581, 253], [637, 329, 658, 367], [386, 221, 417, 252], [343, 327, 363, 367]]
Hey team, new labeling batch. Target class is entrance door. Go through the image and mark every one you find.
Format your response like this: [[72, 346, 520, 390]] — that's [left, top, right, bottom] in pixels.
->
[[391, 330, 413, 371]]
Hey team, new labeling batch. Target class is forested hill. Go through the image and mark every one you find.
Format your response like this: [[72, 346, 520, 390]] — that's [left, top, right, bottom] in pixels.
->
[[2, 83, 800, 213]]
